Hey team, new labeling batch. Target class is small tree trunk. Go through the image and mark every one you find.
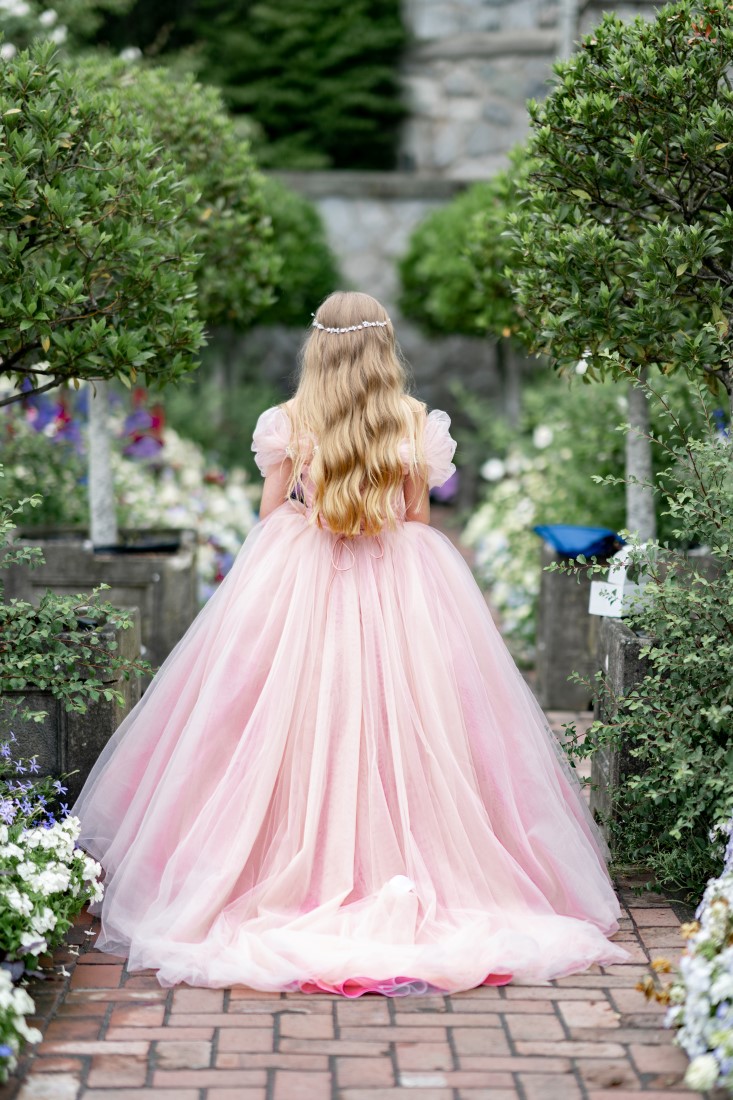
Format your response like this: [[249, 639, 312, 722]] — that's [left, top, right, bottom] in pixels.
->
[[88, 380, 119, 547], [625, 373, 656, 541]]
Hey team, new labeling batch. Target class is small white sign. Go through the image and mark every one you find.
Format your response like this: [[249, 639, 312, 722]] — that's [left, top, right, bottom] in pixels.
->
[[588, 547, 639, 618]]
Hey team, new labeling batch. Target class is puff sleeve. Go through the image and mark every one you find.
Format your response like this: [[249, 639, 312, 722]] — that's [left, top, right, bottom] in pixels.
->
[[423, 409, 457, 490], [251, 405, 292, 478]]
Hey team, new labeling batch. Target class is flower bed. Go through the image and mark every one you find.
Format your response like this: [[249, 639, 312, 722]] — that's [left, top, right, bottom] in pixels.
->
[[0, 736, 103, 1080], [0, 388, 260, 603], [663, 821, 733, 1093]]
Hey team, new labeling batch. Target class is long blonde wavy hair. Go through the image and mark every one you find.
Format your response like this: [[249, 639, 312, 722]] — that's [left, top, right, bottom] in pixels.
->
[[284, 291, 426, 538]]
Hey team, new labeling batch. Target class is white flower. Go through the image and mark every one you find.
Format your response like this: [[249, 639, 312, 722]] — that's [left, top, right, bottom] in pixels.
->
[[81, 854, 101, 882], [685, 1053, 720, 1091], [19, 931, 47, 957], [480, 458, 505, 482], [0, 0, 30, 15], [4, 887, 33, 916], [48, 23, 67, 43], [532, 425, 554, 449], [119, 45, 142, 61], [38, 8, 57, 25], [31, 907, 57, 935], [575, 358, 588, 375], [0, 43, 17, 60]]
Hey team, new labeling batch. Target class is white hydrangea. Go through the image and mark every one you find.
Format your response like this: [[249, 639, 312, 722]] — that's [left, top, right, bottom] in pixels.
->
[[38, 8, 57, 25], [667, 837, 733, 1091], [685, 1053, 722, 1091]]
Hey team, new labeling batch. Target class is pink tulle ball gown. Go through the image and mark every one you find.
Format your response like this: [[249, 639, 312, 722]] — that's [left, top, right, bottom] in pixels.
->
[[72, 405, 629, 996]]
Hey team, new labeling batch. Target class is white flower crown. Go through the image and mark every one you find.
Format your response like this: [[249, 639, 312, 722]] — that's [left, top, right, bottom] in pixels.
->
[[311, 319, 389, 334]]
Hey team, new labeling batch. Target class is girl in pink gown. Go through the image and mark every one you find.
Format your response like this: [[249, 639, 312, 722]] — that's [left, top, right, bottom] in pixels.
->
[[72, 291, 629, 996]]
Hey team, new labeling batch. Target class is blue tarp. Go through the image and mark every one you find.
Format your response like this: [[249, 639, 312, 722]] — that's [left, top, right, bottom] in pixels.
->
[[533, 524, 621, 558]]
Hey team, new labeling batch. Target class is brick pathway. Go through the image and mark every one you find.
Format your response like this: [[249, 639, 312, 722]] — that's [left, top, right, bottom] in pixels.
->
[[0, 720, 703, 1100], [0, 512, 708, 1100]]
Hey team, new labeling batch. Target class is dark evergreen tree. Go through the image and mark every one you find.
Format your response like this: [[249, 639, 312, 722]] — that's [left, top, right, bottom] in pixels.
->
[[90, 0, 407, 170]]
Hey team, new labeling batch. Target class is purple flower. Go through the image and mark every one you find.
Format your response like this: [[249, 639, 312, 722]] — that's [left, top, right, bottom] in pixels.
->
[[0, 1044, 13, 1057], [37, 796, 46, 807], [123, 435, 163, 459], [0, 743, 10, 759], [28, 757, 40, 775], [9, 732, 16, 743], [53, 781, 68, 795], [59, 803, 69, 817], [0, 801, 16, 824], [13, 762, 25, 775], [20, 799, 32, 814]]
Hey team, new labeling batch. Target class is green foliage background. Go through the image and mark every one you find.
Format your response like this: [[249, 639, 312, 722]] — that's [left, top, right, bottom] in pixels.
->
[[88, 0, 407, 169]]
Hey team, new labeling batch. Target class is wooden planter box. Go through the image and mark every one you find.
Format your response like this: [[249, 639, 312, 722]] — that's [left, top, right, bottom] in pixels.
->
[[3, 528, 198, 685], [0, 610, 142, 804], [535, 542, 602, 711]]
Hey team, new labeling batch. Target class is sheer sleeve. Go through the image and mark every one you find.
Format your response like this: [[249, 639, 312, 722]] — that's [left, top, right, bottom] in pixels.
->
[[251, 405, 292, 478], [423, 409, 457, 490]]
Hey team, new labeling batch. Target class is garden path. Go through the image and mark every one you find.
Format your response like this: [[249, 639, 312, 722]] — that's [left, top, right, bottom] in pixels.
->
[[0, 512, 707, 1100]]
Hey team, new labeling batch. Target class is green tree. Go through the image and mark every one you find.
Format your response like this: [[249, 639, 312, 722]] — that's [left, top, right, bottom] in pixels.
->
[[509, 0, 733, 538], [80, 61, 279, 330], [0, 43, 205, 542], [89, 0, 408, 170]]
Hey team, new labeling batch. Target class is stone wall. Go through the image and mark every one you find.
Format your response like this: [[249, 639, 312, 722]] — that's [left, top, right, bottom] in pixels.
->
[[254, 0, 656, 413]]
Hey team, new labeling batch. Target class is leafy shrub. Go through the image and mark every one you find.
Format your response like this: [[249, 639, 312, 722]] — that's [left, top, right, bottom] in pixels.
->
[[256, 178, 340, 328], [399, 160, 527, 340], [560, 385, 733, 898]]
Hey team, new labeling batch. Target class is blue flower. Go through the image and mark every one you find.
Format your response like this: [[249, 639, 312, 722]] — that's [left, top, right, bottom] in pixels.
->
[[59, 803, 69, 817], [13, 762, 25, 775], [0, 744, 10, 759], [28, 757, 40, 775], [8, 732, 16, 743], [20, 799, 32, 814], [0, 1044, 13, 1057], [53, 781, 68, 795]]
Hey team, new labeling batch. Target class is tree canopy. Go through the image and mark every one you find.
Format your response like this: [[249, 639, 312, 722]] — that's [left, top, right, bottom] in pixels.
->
[[0, 43, 204, 406], [509, 0, 733, 411]]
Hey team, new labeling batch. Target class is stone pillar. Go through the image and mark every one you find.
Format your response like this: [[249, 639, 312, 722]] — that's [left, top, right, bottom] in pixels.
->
[[535, 541, 600, 711], [589, 616, 652, 838]]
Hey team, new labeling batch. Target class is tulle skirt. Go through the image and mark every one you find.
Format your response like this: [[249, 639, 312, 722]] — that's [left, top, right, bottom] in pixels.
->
[[72, 502, 629, 995]]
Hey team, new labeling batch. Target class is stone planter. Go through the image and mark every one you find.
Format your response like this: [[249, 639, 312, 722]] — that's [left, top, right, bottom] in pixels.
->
[[535, 542, 603, 711], [3, 528, 198, 685], [0, 610, 142, 804], [589, 616, 652, 838]]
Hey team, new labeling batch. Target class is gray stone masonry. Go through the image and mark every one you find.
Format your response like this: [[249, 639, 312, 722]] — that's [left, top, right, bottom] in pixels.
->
[[535, 541, 602, 711], [590, 616, 652, 839], [3, 529, 198, 684]]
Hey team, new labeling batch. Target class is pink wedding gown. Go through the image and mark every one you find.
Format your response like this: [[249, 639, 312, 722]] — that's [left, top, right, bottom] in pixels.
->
[[72, 406, 629, 995]]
